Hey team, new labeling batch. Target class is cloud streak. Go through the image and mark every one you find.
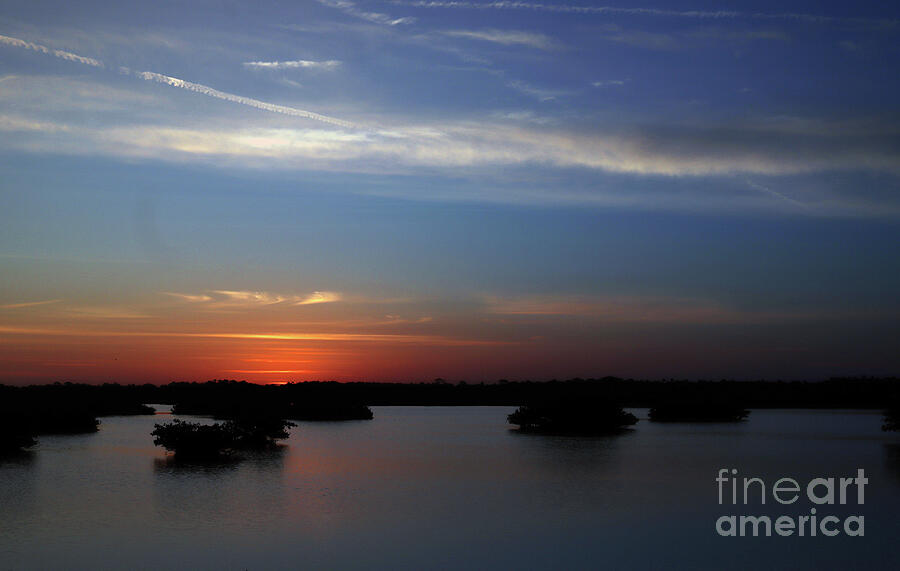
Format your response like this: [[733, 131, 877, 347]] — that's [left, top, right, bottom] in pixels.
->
[[243, 59, 342, 70], [0, 299, 63, 309], [136, 71, 355, 128], [71, 119, 899, 177], [0, 33, 356, 128], [391, 1, 899, 26], [317, 0, 416, 26], [0, 325, 507, 346], [483, 294, 860, 325], [166, 289, 343, 307], [440, 29, 558, 49], [0, 34, 104, 67]]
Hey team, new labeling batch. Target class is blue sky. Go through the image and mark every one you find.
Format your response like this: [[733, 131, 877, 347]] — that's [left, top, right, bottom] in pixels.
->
[[0, 1, 898, 382]]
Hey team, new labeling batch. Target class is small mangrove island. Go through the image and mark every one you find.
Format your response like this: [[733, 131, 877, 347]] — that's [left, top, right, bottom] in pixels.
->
[[151, 417, 295, 459], [508, 398, 639, 435]]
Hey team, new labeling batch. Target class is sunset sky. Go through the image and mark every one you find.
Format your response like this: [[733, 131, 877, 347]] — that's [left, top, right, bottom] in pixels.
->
[[1, 0, 898, 383]]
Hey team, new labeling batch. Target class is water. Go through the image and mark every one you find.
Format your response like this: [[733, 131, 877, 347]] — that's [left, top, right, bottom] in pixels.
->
[[1, 407, 899, 570]]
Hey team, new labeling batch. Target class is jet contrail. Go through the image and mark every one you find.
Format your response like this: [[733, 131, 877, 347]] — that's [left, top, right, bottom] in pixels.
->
[[137, 71, 355, 128], [0, 34, 104, 67], [0, 33, 356, 129], [745, 180, 810, 210]]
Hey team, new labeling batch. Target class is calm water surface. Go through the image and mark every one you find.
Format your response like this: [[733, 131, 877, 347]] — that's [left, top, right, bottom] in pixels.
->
[[2, 407, 899, 570]]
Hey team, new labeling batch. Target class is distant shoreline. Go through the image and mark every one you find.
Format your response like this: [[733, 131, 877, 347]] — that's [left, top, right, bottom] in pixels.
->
[[2, 377, 897, 409]]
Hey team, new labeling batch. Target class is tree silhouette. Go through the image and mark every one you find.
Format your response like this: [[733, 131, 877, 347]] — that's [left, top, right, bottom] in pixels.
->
[[508, 398, 637, 434], [151, 417, 295, 458]]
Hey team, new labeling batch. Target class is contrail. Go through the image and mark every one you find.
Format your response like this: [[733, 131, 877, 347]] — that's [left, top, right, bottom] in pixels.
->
[[0, 34, 104, 67], [745, 180, 810, 210], [390, 1, 898, 26], [137, 71, 355, 128], [0, 33, 356, 128]]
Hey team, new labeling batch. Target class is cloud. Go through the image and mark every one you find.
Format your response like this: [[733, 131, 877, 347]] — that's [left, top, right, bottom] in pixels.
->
[[92, 119, 900, 176], [0, 325, 507, 346], [390, 1, 899, 27], [0, 33, 104, 67], [440, 29, 558, 50], [596, 25, 679, 50], [0, 115, 70, 132], [136, 71, 355, 128], [243, 59, 342, 70], [223, 369, 317, 374], [166, 289, 343, 307], [0, 299, 62, 309], [297, 291, 342, 305], [317, 0, 416, 26], [686, 27, 790, 42], [744, 180, 810, 210], [507, 80, 569, 101], [0, 33, 355, 128], [65, 306, 152, 319], [163, 292, 214, 303], [3, 112, 899, 216], [483, 294, 846, 325], [592, 79, 628, 88]]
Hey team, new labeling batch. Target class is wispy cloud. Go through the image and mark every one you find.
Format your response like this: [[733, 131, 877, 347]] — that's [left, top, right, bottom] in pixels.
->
[[4, 114, 899, 195], [597, 25, 679, 50], [65, 306, 151, 319], [297, 291, 342, 305], [687, 27, 790, 42], [0, 33, 104, 67], [317, 0, 416, 26], [592, 79, 628, 88], [223, 369, 317, 374], [0, 325, 508, 346], [484, 294, 843, 325], [0, 114, 72, 133], [507, 80, 569, 101], [166, 289, 343, 307], [744, 180, 810, 211], [136, 71, 355, 128], [0, 33, 356, 128], [163, 292, 214, 303], [0, 299, 62, 309], [390, 1, 899, 27], [440, 29, 558, 50], [243, 59, 342, 70]]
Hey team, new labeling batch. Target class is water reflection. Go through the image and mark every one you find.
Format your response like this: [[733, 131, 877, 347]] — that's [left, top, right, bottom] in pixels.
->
[[152, 445, 288, 529], [508, 427, 631, 475], [3, 408, 900, 570], [0, 449, 36, 466], [153, 454, 242, 475], [0, 449, 37, 540], [152, 444, 288, 474]]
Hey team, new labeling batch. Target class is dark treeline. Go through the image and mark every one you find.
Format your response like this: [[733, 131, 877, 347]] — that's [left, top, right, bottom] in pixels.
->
[[1, 376, 898, 409], [1, 383, 155, 453]]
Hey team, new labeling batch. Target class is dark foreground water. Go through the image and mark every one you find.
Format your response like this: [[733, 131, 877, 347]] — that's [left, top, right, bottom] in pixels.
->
[[1, 407, 899, 570]]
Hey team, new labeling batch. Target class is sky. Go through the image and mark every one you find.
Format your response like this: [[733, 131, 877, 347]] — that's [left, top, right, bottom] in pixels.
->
[[0, 0, 898, 384]]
